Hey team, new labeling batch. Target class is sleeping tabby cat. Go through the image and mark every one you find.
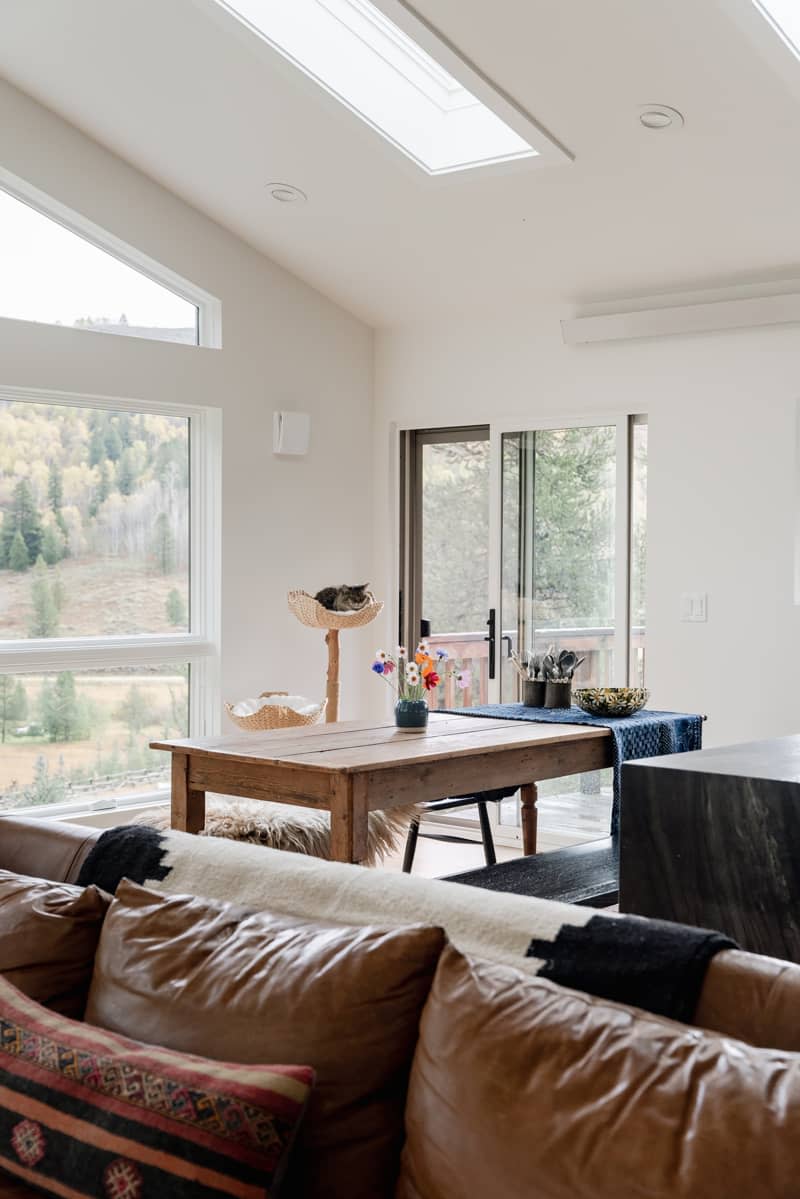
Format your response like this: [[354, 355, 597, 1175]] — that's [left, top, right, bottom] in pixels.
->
[[314, 584, 372, 612]]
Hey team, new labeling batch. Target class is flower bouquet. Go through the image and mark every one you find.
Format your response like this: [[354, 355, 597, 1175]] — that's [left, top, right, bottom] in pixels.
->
[[371, 642, 470, 730]]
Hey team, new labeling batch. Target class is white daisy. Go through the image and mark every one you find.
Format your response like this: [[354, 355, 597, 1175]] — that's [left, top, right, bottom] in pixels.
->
[[375, 649, 388, 662]]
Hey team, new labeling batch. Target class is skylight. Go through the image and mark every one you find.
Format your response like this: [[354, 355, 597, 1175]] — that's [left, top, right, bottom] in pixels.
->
[[752, 0, 800, 58], [213, 0, 543, 174]]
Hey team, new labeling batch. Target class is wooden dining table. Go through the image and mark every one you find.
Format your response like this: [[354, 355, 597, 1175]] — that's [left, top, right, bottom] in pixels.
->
[[151, 713, 613, 865]]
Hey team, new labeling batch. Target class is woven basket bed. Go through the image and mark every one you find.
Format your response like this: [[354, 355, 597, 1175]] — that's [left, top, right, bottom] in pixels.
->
[[225, 691, 327, 732], [288, 589, 384, 630]]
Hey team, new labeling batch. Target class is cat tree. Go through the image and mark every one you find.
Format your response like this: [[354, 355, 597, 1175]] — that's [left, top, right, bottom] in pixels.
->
[[288, 590, 384, 723]]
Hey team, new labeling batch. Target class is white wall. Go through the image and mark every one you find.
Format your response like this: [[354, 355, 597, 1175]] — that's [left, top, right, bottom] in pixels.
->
[[374, 309, 800, 748], [0, 79, 375, 719]]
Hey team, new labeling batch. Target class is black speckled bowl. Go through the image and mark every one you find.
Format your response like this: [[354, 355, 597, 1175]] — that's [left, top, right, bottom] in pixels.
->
[[573, 687, 650, 717]]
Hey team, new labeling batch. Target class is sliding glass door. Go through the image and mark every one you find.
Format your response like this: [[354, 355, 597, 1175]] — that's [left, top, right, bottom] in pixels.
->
[[497, 420, 628, 702], [400, 427, 491, 708], [400, 415, 647, 850]]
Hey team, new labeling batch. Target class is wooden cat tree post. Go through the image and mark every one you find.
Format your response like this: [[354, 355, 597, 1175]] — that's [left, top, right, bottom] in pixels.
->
[[288, 591, 384, 724], [325, 629, 341, 722]]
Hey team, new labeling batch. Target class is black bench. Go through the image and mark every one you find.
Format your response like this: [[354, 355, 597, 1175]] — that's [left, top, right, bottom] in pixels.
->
[[443, 836, 619, 908]]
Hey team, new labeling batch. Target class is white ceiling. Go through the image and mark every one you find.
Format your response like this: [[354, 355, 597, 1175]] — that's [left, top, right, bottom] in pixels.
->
[[2, 0, 800, 327]]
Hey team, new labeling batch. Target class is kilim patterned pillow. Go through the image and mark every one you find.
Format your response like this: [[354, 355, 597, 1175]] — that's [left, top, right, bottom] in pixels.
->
[[0, 974, 313, 1198]]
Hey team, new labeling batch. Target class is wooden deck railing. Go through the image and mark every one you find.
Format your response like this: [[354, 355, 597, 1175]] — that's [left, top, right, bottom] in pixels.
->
[[426, 627, 645, 709]]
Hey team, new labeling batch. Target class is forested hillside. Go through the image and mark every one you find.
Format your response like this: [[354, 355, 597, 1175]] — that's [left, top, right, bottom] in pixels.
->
[[0, 399, 190, 809], [0, 400, 189, 639]]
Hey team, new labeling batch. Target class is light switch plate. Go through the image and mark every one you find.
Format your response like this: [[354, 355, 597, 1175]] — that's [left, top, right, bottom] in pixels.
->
[[680, 592, 708, 622]]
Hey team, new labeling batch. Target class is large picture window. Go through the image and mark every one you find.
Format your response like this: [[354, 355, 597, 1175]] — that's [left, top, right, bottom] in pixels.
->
[[0, 388, 220, 819]]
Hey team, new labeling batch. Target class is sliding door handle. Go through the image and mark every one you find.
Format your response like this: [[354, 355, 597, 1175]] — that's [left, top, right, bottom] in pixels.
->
[[484, 608, 497, 680]]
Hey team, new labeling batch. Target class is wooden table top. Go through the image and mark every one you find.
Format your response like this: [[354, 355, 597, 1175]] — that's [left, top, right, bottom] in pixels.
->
[[151, 713, 610, 775]]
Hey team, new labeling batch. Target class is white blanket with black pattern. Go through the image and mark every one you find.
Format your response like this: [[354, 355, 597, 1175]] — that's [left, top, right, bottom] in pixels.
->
[[78, 825, 734, 1022]]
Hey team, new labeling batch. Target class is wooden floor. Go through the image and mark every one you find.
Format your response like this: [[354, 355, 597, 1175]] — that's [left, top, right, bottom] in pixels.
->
[[380, 787, 613, 878]]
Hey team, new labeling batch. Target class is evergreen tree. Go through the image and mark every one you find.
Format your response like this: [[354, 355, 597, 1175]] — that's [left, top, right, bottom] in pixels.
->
[[23, 755, 68, 807], [166, 588, 187, 627], [114, 685, 151, 738], [116, 448, 137, 496], [89, 461, 111, 517], [8, 529, 30, 572], [104, 423, 123, 462], [89, 423, 106, 467], [152, 512, 176, 575], [39, 672, 90, 742], [117, 412, 133, 447], [47, 462, 64, 512], [29, 558, 59, 637], [55, 509, 69, 552], [51, 569, 67, 613], [41, 523, 64, 566], [1, 479, 43, 564], [0, 677, 27, 743]]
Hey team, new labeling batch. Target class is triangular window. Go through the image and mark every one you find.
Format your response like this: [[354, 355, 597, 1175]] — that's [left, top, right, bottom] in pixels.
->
[[0, 179, 206, 345]]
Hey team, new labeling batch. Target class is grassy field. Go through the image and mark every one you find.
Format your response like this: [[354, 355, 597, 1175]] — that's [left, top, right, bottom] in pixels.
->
[[0, 557, 188, 640], [0, 672, 187, 808]]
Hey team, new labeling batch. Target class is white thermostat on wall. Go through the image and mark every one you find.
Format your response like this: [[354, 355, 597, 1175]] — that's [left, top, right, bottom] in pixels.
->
[[273, 411, 311, 456]]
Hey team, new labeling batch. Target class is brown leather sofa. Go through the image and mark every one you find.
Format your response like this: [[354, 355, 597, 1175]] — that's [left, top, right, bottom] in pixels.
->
[[2, 816, 800, 1198], [2, 814, 800, 1053]]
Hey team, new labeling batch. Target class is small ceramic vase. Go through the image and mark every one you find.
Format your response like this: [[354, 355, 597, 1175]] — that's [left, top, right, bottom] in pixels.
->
[[395, 698, 429, 730]]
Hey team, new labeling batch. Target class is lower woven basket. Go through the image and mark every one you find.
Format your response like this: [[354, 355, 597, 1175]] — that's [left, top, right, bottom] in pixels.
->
[[225, 691, 327, 731]]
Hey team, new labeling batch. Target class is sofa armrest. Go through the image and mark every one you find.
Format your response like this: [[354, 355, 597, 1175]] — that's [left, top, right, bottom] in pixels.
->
[[695, 948, 800, 1051], [0, 817, 100, 884]]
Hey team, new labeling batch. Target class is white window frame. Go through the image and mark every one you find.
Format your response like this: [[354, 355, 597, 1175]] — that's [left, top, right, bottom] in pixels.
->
[[0, 383, 222, 819], [0, 166, 222, 349]]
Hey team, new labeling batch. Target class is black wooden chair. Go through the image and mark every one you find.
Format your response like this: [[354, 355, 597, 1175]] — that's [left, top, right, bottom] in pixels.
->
[[402, 789, 518, 873]]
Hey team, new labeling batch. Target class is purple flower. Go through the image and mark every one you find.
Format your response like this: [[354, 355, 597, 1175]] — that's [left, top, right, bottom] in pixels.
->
[[436, 649, 449, 660], [371, 661, 385, 674]]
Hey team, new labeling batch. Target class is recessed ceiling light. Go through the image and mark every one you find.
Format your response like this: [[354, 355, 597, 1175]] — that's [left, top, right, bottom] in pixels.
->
[[267, 183, 308, 204], [638, 105, 684, 131]]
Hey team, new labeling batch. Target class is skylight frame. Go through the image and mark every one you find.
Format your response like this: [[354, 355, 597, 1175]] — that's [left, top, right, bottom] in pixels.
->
[[200, 0, 572, 177], [722, 0, 800, 102], [751, 0, 800, 59]]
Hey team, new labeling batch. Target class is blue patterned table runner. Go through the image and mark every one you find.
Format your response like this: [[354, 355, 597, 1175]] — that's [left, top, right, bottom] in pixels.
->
[[442, 705, 704, 835]]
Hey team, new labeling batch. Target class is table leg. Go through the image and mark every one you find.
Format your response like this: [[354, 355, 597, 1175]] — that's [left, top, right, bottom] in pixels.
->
[[330, 775, 368, 864], [171, 753, 206, 835], [520, 782, 539, 855]]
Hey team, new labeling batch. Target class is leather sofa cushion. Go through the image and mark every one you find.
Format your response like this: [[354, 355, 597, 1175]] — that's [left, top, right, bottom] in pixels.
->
[[85, 880, 445, 1199], [396, 944, 800, 1199], [0, 871, 110, 1018]]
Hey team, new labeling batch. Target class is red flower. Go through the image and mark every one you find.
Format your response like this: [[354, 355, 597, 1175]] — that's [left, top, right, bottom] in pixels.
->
[[423, 671, 440, 691]]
